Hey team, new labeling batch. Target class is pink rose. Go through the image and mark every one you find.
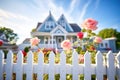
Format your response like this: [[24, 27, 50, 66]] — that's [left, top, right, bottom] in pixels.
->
[[0, 40, 3, 46], [78, 54, 84, 63], [82, 18, 98, 31], [61, 40, 72, 50], [77, 32, 84, 39], [94, 37, 102, 43], [30, 37, 40, 46]]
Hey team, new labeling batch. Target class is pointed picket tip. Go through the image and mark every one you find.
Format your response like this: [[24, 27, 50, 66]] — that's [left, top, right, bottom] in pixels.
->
[[72, 50, 78, 65], [7, 50, 13, 58], [27, 51, 33, 64], [49, 51, 55, 64], [49, 51, 55, 57], [73, 49, 78, 55], [107, 50, 114, 58], [60, 51, 66, 58], [17, 51, 23, 58], [38, 51, 44, 64], [96, 51, 102, 58], [84, 51, 90, 57]]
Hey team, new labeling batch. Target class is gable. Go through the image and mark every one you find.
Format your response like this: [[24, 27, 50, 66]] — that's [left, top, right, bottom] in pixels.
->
[[57, 14, 73, 32]]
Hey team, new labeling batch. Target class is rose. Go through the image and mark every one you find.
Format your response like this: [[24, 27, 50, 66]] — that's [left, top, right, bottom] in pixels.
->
[[61, 40, 72, 51], [78, 54, 84, 63], [77, 32, 84, 39], [0, 40, 3, 46], [22, 51, 27, 57], [30, 37, 40, 46], [82, 18, 98, 31], [94, 37, 102, 43]]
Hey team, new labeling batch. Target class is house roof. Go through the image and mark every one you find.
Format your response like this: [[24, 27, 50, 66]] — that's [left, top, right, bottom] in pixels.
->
[[36, 22, 81, 32], [70, 23, 81, 32], [22, 38, 31, 44], [36, 22, 42, 30]]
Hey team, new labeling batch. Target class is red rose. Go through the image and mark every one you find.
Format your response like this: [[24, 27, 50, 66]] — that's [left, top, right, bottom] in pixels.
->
[[77, 32, 84, 39], [22, 51, 27, 57], [0, 40, 3, 46]]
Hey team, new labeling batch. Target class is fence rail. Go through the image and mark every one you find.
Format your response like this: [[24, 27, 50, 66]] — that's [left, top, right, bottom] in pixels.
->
[[0, 50, 120, 80]]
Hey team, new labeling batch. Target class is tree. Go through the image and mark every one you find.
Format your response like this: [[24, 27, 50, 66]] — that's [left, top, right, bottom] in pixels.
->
[[0, 27, 18, 44], [98, 28, 117, 39]]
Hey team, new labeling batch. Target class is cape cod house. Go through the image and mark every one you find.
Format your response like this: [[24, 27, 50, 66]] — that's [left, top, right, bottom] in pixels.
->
[[19, 12, 81, 50]]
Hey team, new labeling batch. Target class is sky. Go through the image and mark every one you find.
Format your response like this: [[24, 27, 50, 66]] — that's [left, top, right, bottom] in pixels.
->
[[0, 0, 120, 44]]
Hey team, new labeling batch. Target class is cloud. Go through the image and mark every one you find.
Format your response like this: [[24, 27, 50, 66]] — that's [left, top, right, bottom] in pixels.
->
[[78, 0, 92, 24], [0, 9, 32, 22], [69, 0, 80, 14]]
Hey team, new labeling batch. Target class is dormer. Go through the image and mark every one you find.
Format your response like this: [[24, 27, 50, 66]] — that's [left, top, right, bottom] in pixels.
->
[[37, 11, 57, 32], [57, 14, 73, 32]]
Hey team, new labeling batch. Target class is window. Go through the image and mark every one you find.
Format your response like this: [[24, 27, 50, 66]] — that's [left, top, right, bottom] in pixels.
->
[[105, 43, 108, 48], [101, 43, 103, 47], [45, 21, 54, 29]]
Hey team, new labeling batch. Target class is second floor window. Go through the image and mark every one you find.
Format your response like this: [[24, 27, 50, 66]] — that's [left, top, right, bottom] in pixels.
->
[[45, 21, 54, 30]]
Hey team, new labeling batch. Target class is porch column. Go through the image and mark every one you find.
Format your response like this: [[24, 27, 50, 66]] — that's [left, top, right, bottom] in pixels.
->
[[71, 36, 73, 43], [64, 34, 66, 40]]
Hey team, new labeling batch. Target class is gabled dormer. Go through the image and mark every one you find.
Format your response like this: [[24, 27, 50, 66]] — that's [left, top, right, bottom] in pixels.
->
[[57, 14, 73, 32], [37, 11, 57, 32]]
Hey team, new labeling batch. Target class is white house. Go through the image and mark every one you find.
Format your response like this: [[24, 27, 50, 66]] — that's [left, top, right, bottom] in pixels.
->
[[19, 12, 81, 50]]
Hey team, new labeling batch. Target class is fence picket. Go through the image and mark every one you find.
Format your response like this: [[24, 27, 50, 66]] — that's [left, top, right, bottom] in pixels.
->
[[106, 51, 116, 80], [37, 51, 44, 80], [60, 51, 66, 80], [84, 51, 91, 80], [96, 51, 104, 80], [0, 50, 120, 80], [0, 50, 4, 80], [16, 51, 23, 80], [6, 50, 13, 80], [116, 52, 120, 79], [49, 51, 55, 80], [26, 51, 33, 80], [72, 50, 79, 80]]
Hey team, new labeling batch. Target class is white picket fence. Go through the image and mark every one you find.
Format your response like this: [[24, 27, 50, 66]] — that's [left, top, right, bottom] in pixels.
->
[[0, 50, 120, 80]]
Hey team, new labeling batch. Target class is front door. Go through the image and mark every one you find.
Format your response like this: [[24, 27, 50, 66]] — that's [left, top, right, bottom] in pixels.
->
[[56, 36, 63, 48]]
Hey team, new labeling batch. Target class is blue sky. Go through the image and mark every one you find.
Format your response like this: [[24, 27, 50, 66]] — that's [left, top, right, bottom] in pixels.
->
[[0, 0, 120, 44]]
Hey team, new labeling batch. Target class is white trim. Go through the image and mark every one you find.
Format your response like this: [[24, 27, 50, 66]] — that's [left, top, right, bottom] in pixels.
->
[[50, 25, 68, 34]]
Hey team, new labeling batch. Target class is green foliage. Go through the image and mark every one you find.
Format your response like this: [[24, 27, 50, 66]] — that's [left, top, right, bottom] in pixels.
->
[[24, 46, 30, 53], [0, 27, 18, 44], [98, 28, 117, 39]]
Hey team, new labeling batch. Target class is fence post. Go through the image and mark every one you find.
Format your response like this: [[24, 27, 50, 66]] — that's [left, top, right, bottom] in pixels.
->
[[116, 52, 120, 79], [16, 51, 23, 80], [0, 50, 4, 80], [49, 51, 55, 80], [37, 51, 44, 80], [72, 50, 79, 80], [84, 51, 91, 80], [60, 51, 66, 80], [96, 51, 104, 80], [6, 50, 13, 80], [26, 51, 33, 80], [106, 51, 115, 80]]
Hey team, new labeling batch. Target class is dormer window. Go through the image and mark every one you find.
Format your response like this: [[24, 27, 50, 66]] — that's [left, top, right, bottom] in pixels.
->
[[60, 20, 66, 29], [45, 21, 54, 30]]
